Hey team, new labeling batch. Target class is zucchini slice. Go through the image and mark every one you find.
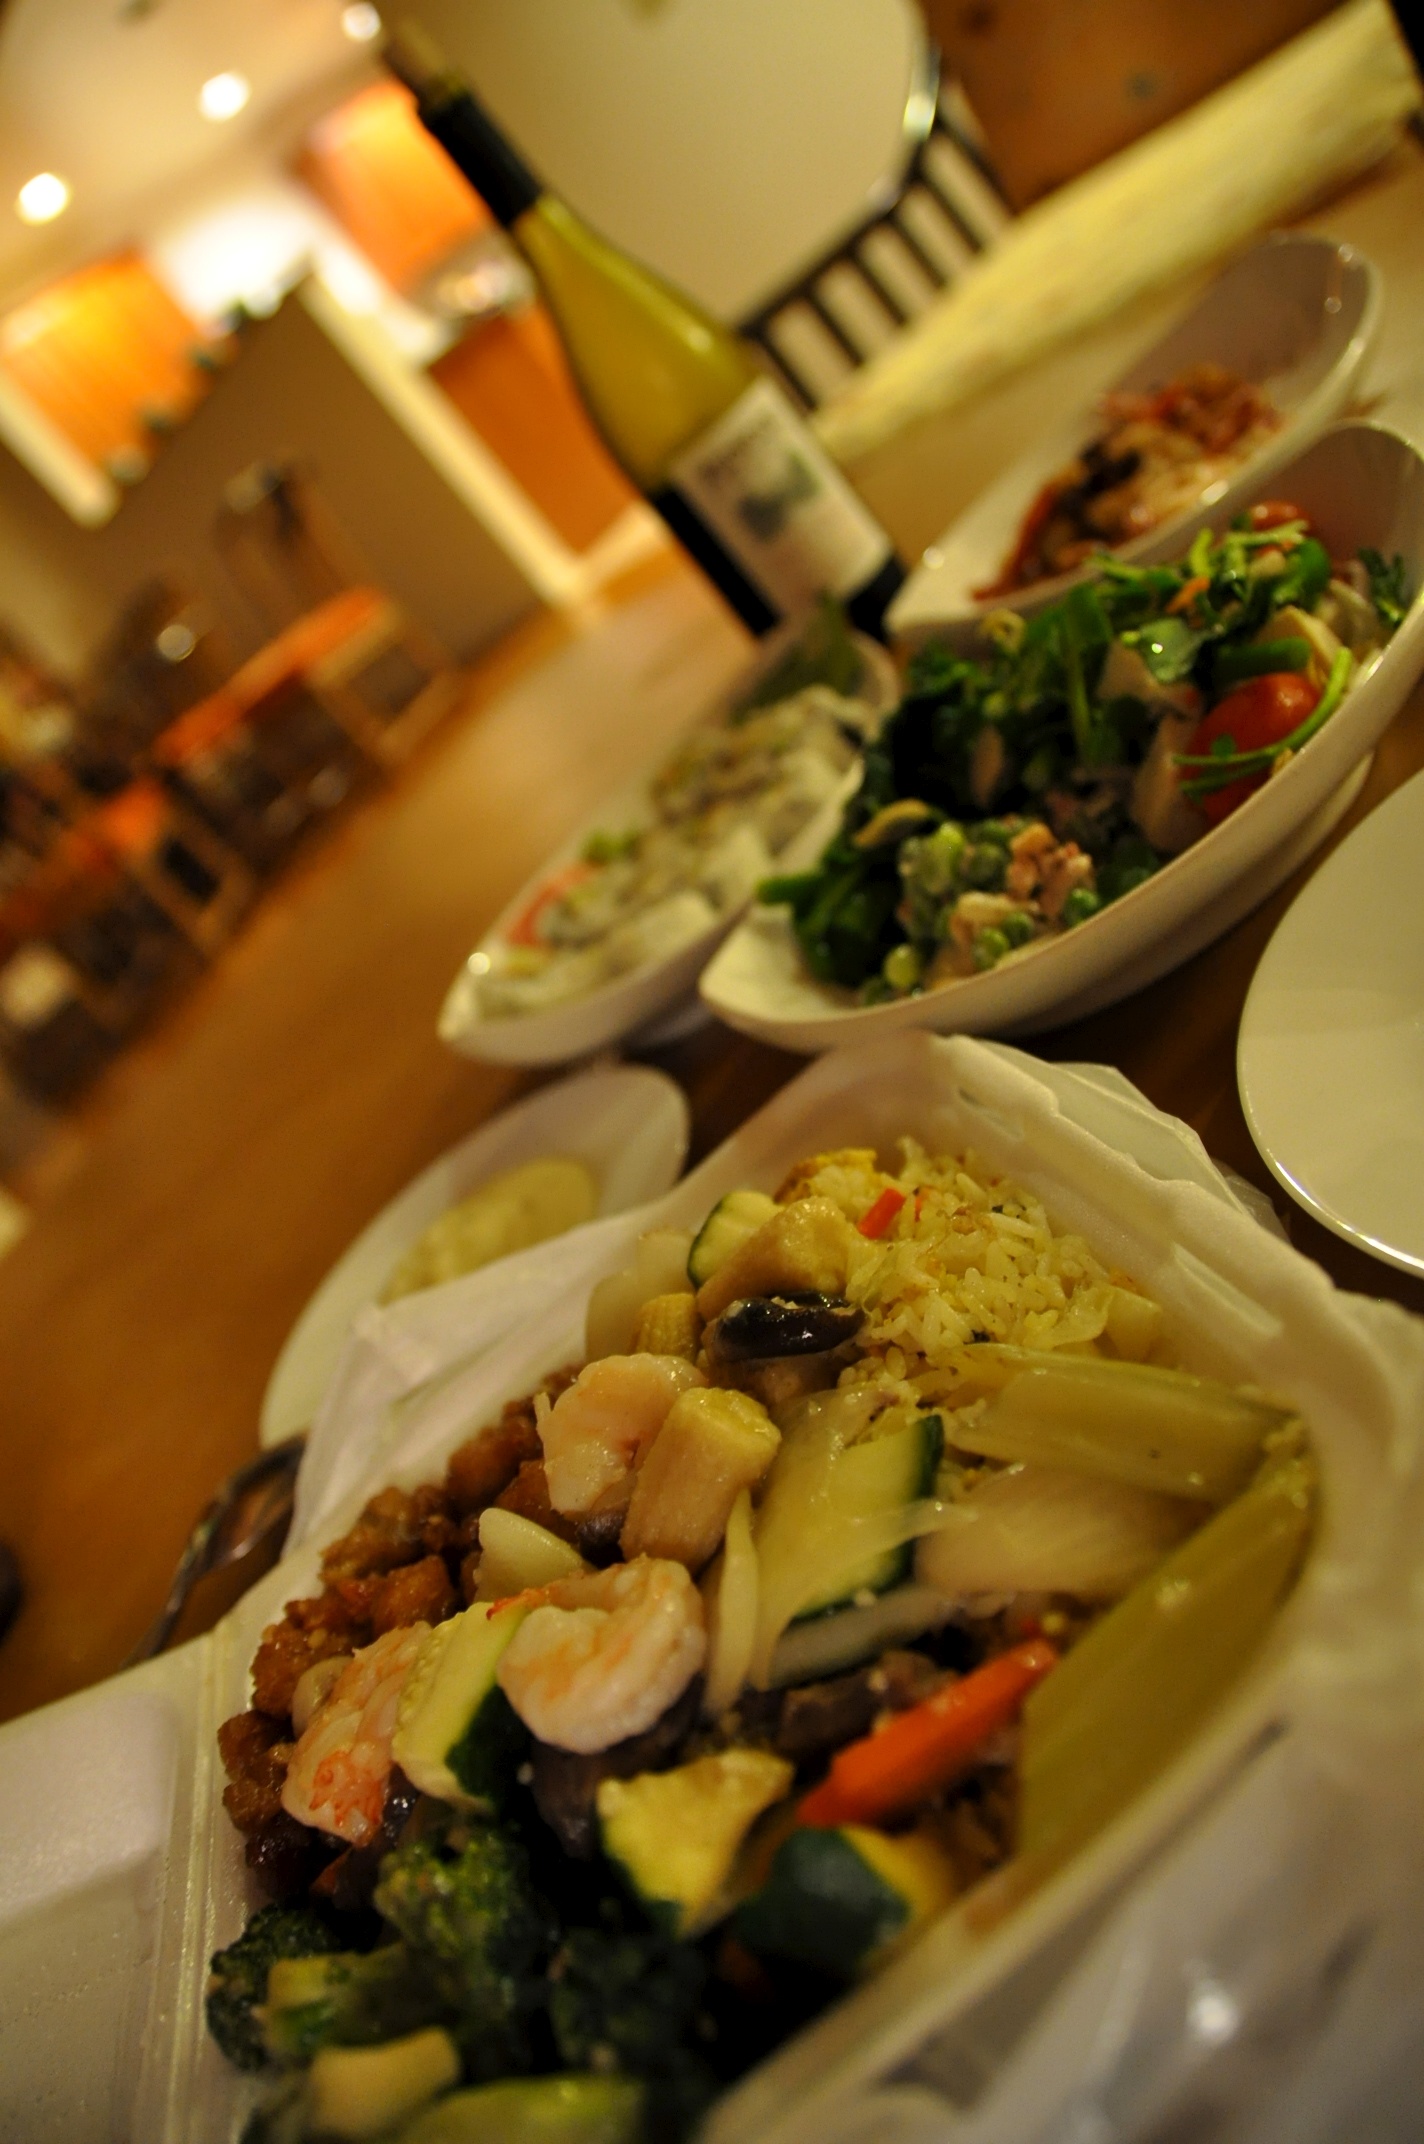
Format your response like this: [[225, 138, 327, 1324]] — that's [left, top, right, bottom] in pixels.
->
[[733, 1823, 956, 1979], [597, 1747, 794, 1936], [392, 1601, 531, 1812], [393, 2075, 645, 2144], [752, 1410, 944, 1683], [686, 1189, 778, 1290], [305, 2027, 460, 2140]]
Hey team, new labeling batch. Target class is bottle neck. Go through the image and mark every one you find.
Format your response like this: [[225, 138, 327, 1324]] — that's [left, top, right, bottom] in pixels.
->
[[413, 81, 541, 229]]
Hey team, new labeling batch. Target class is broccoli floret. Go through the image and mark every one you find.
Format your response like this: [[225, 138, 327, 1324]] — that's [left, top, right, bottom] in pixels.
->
[[549, 1927, 715, 2142], [374, 1817, 555, 2079], [207, 1902, 344, 2072], [262, 1943, 445, 2064]]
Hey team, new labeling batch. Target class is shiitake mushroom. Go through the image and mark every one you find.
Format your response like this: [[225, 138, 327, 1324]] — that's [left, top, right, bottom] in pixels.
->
[[705, 1292, 864, 1364]]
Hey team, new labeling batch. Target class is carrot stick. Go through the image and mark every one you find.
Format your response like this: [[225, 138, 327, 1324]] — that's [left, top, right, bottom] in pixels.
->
[[858, 1186, 907, 1240], [797, 1639, 1058, 1828], [1165, 574, 1210, 617]]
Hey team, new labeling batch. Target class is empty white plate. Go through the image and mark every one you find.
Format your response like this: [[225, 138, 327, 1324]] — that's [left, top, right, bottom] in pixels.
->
[[1238, 765, 1424, 1275]]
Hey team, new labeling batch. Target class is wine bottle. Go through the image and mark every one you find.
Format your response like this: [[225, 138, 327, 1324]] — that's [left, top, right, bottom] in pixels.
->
[[385, 26, 905, 640]]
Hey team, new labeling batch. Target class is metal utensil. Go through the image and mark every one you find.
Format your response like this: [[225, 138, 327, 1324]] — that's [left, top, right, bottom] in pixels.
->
[[125, 1435, 305, 1665]]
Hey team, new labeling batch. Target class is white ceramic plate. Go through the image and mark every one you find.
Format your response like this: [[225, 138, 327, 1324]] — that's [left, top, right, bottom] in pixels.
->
[[1238, 765, 1424, 1275], [888, 233, 1382, 652], [258, 1063, 689, 1446], [701, 422, 1424, 1055], [437, 625, 899, 1068]]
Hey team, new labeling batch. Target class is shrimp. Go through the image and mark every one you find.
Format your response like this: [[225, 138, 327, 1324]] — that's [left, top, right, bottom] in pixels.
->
[[281, 1621, 430, 1847], [496, 1556, 705, 1753], [539, 1353, 705, 1516]]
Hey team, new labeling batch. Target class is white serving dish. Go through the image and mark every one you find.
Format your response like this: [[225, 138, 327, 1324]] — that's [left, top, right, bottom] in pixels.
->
[[701, 421, 1424, 1054], [7, 1033, 1424, 2144], [437, 626, 899, 1068], [259, 1063, 690, 1447], [888, 233, 1381, 653], [1238, 764, 1424, 1276]]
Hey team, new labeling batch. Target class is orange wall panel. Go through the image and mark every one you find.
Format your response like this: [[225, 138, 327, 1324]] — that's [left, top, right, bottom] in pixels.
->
[[296, 80, 489, 293], [429, 305, 635, 552], [0, 252, 212, 472]]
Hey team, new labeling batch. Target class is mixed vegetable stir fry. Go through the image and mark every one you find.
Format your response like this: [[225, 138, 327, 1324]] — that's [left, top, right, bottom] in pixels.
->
[[762, 508, 1408, 999], [212, 1144, 1314, 2144]]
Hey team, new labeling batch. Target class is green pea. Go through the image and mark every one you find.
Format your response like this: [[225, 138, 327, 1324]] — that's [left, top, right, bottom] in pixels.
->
[[882, 943, 924, 994], [1062, 887, 1102, 929], [962, 843, 1008, 891], [973, 927, 1011, 971], [916, 822, 967, 896], [999, 909, 1036, 948]]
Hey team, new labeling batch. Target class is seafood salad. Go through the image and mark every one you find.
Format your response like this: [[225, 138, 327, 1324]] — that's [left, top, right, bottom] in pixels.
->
[[981, 362, 1281, 596], [474, 605, 882, 1021], [212, 1143, 1313, 2143], [763, 509, 1408, 1001]]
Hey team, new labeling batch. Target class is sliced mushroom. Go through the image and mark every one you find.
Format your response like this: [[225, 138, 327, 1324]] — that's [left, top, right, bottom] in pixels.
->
[[706, 1292, 865, 1364]]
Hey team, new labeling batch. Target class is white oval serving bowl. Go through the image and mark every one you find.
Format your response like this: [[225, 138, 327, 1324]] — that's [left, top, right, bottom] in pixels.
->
[[438, 626, 899, 1067], [700, 421, 1424, 1054], [888, 233, 1381, 653], [258, 1062, 690, 1446]]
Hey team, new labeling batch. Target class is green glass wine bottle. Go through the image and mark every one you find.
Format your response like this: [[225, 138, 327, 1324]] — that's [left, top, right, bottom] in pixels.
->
[[386, 25, 905, 639]]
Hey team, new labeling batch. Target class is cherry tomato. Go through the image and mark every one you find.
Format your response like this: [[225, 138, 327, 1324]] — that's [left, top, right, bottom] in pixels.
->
[[1246, 500, 1312, 533], [1187, 671, 1319, 826]]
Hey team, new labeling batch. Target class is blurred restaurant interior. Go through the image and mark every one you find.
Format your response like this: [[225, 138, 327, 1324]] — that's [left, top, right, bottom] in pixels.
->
[[3, 0, 1424, 2131]]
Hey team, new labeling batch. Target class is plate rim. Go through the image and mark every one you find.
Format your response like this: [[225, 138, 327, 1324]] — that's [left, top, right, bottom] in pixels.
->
[[257, 1062, 691, 1446], [1237, 763, 1424, 1277]]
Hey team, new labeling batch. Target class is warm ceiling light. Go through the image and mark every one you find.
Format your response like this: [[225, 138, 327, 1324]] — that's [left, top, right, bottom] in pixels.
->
[[341, 4, 382, 41], [199, 71, 250, 121], [16, 172, 70, 224]]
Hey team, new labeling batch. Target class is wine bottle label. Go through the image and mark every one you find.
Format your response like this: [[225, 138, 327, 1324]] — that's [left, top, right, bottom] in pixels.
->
[[667, 378, 892, 614]]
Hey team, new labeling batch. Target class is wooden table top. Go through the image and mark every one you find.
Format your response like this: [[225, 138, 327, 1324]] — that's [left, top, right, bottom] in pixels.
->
[[3, 150, 1424, 1728]]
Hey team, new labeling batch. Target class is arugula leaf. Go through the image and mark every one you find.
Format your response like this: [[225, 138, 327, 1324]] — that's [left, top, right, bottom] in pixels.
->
[[1122, 615, 1203, 684], [1359, 547, 1411, 631]]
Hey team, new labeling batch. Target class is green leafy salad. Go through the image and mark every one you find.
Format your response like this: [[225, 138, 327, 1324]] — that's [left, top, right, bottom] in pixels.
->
[[760, 509, 1409, 1000]]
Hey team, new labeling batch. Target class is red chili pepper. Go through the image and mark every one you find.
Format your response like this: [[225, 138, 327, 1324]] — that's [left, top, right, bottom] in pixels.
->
[[796, 1639, 1059, 1829], [1166, 573, 1211, 617], [858, 1186, 907, 1239]]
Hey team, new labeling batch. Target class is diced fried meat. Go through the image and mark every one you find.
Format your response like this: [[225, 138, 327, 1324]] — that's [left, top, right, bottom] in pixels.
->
[[369, 1554, 457, 1635], [493, 1460, 581, 1544], [216, 1715, 291, 1835], [320, 1485, 428, 1585], [442, 1368, 579, 1516], [250, 1600, 366, 1721]]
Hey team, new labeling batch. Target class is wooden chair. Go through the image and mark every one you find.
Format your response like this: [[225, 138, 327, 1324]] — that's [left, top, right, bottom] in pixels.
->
[[738, 73, 1013, 410], [213, 463, 457, 767]]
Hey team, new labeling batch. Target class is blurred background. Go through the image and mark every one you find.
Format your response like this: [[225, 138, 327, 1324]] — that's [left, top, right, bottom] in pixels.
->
[[0, 0, 1414, 1223]]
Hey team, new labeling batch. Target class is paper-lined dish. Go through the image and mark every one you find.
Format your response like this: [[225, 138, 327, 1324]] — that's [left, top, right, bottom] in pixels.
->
[[11, 1036, 1422, 2144], [887, 235, 1381, 653]]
